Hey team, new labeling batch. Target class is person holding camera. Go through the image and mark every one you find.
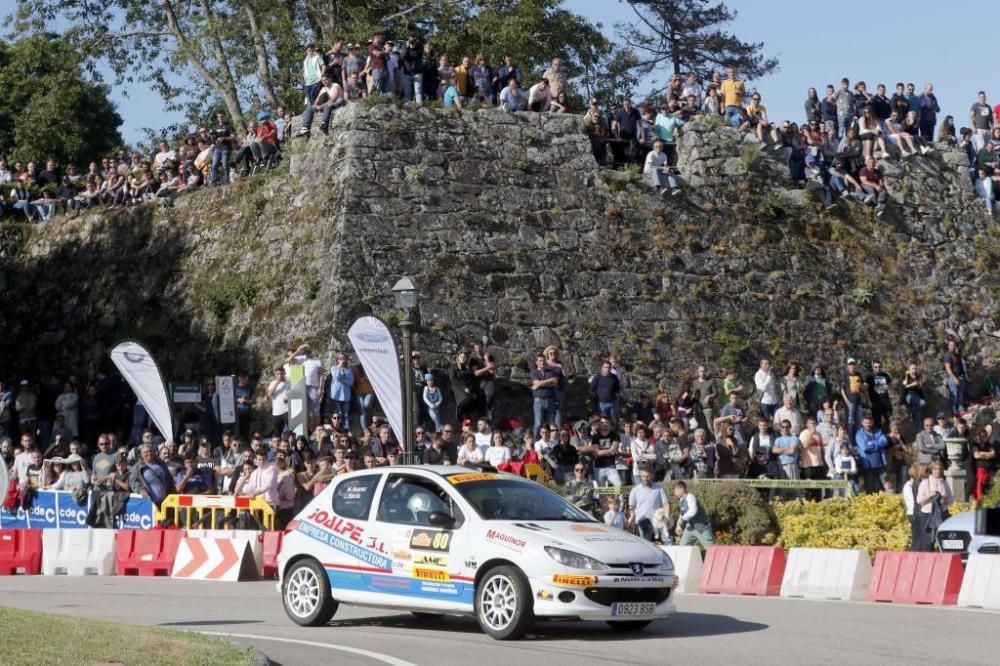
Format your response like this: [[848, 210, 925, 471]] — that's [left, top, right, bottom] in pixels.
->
[[916, 460, 952, 549]]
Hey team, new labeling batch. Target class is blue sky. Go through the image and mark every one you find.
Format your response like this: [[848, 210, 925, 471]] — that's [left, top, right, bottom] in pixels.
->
[[7, 0, 986, 144]]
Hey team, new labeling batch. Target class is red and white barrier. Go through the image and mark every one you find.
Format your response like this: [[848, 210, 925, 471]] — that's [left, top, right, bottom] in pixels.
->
[[659, 545, 703, 593], [116, 529, 185, 576], [958, 552, 1000, 610], [780, 548, 872, 601], [186, 529, 264, 576], [0, 528, 43, 575], [867, 551, 963, 605], [42, 529, 116, 576], [171, 536, 258, 581], [699, 546, 786, 596]]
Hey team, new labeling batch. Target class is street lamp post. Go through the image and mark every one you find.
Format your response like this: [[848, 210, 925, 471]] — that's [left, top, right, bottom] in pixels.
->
[[392, 277, 418, 464]]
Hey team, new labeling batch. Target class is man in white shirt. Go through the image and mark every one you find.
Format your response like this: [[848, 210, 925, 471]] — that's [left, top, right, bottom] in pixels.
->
[[754, 358, 779, 421], [266, 367, 290, 436], [153, 142, 176, 173], [527, 77, 552, 112], [287, 344, 324, 428], [297, 76, 346, 136], [627, 469, 670, 542], [236, 450, 279, 509], [772, 395, 803, 435], [644, 139, 681, 196], [473, 418, 493, 449], [533, 424, 556, 457]]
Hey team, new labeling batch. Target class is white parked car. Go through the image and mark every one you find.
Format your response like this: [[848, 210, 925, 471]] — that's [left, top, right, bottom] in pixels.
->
[[278, 465, 677, 639]]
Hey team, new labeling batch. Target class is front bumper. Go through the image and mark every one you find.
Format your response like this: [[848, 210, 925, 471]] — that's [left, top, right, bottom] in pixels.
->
[[530, 572, 678, 620]]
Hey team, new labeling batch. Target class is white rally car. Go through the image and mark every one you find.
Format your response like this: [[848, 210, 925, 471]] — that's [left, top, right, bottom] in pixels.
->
[[278, 465, 677, 639]]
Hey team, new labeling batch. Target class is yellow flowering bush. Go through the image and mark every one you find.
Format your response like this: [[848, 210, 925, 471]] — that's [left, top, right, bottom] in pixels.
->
[[774, 494, 910, 557]]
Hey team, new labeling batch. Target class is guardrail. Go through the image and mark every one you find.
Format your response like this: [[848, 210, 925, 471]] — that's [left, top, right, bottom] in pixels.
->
[[583, 478, 854, 497]]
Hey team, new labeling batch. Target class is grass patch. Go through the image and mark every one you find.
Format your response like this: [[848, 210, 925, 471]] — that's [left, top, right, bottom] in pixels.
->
[[0, 606, 254, 666]]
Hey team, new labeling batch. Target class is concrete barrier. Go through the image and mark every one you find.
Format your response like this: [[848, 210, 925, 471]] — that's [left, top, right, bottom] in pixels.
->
[[659, 545, 703, 593], [699, 546, 786, 596], [42, 529, 116, 575], [867, 551, 963, 605], [780, 548, 872, 601], [958, 552, 1000, 610], [187, 529, 263, 576]]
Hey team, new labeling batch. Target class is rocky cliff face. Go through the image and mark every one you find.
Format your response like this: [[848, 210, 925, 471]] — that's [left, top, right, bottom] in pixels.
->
[[2, 100, 997, 417]]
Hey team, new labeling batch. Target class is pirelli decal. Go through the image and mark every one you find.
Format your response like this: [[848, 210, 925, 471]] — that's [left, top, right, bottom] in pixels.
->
[[413, 566, 451, 582]]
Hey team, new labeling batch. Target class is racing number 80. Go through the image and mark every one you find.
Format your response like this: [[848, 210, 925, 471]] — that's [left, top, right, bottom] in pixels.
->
[[433, 532, 450, 550]]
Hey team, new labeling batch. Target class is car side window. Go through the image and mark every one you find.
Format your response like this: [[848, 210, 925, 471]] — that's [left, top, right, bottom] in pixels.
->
[[376, 475, 464, 527], [331, 475, 380, 520]]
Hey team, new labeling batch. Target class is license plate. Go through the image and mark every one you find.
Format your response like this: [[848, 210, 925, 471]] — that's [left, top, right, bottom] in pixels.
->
[[611, 602, 655, 617], [941, 539, 964, 550]]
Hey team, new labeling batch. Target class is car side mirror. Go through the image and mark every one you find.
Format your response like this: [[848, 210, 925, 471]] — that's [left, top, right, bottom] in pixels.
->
[[427, 511, 456, 528]]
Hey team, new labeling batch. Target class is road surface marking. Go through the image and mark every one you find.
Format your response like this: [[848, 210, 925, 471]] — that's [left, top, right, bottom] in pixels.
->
[[200, 632, 418, 666]]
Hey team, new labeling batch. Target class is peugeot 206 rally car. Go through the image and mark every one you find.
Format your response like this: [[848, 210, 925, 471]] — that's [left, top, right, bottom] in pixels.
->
[[278, 466, 677, 639]]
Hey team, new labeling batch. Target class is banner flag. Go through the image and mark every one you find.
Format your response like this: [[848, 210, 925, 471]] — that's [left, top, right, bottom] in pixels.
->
[[110, 340, 175, 441], [347, 316, 404, 446], [288, 365, 307, 437]]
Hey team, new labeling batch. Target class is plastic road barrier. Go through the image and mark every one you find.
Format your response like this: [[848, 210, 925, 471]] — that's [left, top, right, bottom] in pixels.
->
[[780, 548, 872, 601], [659, 545, 703, 594], [957, 552, 1000, 610], [699, 546, 786, 596], [867, 551, 963, 605], [115, 529, 185, 576], [155, 495, 274, 531], [171, 535, 258, 582], [186, 529, 264, 576], [261, 530, 284, 579], [42, 529, 116, 575], [0, 528, 43, 575]]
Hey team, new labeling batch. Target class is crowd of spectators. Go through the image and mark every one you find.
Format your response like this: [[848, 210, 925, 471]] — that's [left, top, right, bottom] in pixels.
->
[[2, 26, 996, 224], [3, 334, 997, 538]]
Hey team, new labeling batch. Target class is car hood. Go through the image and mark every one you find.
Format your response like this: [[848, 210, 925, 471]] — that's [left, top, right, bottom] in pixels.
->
[[938, 511, 976, 533], [486, 521, 667, 566]]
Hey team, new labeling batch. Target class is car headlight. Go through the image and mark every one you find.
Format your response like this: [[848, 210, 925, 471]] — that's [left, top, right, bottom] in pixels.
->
[[659, 549, 674, 571], [544, 546, 607, 571]]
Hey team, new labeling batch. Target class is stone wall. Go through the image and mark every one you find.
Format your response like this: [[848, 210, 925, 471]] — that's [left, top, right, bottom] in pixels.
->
[[2, 100, 998, 421]]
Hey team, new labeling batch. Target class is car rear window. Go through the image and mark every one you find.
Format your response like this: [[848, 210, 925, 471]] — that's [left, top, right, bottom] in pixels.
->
[[332, 475, 380, 520]]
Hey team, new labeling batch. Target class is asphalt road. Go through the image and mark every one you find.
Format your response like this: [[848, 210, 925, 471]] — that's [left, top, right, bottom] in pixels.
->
[[0, 577, 995, 665]]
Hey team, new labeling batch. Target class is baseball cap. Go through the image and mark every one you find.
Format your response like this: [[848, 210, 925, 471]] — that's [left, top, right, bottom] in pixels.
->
[[847, 358, 857, 364], [462, 419, 472, 427], [19, 379, 28, 386]]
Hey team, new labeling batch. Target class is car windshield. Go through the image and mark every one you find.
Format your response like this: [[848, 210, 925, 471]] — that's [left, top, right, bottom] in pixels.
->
[[451, 478, 595, 521]]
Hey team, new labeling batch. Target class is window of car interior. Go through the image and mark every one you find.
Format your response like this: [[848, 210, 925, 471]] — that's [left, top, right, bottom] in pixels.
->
[[376, 474, 464, 527]]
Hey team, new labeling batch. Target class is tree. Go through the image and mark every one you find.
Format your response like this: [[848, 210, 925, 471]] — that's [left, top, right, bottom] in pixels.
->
[[617, 0, 779, 94], [0, 35, 122, 166]]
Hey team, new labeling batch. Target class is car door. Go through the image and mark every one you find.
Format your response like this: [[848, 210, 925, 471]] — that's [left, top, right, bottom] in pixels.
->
[[299, 473, 388, 603], [365, 473, 474, 611]]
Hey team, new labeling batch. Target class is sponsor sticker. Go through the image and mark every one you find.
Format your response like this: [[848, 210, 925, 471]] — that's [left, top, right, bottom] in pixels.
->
[[410, 529, 452, 552], [552, 574, 596, 586], [414, 553, 449, 568], [569, 524, 606, 533], [305, 508, 364, 544], [581, 535, 636, 544], [393, 549, 412, 561], [297, 522, 391, 571], [448, 473, 498, 484], [485, 529, 526, 551], [607, 576, 667, 584], [413, 566, 451, 582]]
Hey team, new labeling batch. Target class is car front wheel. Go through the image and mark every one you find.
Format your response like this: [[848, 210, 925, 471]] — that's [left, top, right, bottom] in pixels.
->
[[282, 558, 338, 626], [475, 565, 534, 640]]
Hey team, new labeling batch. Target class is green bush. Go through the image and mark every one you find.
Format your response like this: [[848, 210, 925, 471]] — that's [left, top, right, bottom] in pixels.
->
[[683, 481, 780, 546], [982, 472, 1000, 508]]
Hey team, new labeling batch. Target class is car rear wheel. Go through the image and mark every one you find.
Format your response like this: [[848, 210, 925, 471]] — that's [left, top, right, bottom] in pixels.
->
[[606, 620, 652, 632], [283, 558, 338, 626], [475, 565, 534, 640]]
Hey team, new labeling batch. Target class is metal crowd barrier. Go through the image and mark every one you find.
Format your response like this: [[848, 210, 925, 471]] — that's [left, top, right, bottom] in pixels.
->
[[582, 478, 854, 498], [155, 494, 275, 530]]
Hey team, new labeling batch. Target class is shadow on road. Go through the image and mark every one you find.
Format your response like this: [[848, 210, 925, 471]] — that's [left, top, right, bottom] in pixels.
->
[[325, 611, 767, 641]]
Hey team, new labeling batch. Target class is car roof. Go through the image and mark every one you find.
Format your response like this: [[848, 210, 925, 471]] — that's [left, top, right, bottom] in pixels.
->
[[342, 464, 528, 482]]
